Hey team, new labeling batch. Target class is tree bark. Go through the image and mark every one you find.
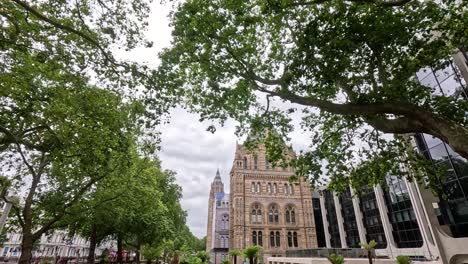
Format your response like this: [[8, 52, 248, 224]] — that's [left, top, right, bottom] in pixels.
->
[[117, 235, 123, 264], [18, 232, 33, 264], [87, 224, 98, 264], [135, 240, 141, 264], [367, 250, 373, 264]]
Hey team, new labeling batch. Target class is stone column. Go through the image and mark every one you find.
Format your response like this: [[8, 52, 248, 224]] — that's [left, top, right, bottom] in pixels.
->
[[333, 193, 347, 248]]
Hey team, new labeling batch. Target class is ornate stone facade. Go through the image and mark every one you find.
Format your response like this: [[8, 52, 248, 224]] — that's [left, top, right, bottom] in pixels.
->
[[206, 170, 230, 264], [229, 142, 317, 258]]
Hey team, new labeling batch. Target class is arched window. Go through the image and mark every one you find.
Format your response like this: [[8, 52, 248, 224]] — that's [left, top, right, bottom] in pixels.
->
[[251, 182, 256, 193], [252, 231, 263, 246], [256, 182, 261, 193], [273, 183, 277, 193], [267, 183, 272, 193], [269, 205, 279, 223], [243, 157, 248, 169], [287, 232, 293, 247], [290, 184, 294, 194], [275, 231, 281, 247], [286, 206, 296, 224], [270, 232, 275, 247], [293, 232, 298, 247], [284, 183, 288, 194], [251, 204, 262, 224], [254, 156, 258, 169]]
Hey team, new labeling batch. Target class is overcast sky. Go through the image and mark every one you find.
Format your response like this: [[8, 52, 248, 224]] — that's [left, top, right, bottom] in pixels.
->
[[128, 1, 312, 238]]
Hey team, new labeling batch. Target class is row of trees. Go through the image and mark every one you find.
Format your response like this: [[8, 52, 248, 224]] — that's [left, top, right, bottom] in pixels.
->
[[0, 0, 204, 264]]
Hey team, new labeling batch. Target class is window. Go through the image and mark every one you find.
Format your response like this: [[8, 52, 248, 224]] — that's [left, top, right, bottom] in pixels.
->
[[270, 231, 281, 247], [221, 214, 229, 229], [267, 183, 272, 193], [266, 156, 270, 169], [287, 232, 298, 247], [273, 183, 277, 193], [243, 157, 248, 169], [254, 156, 258, 169], [252, 231, 263, 246], [275, 231, 281, 247], [289, 184, 294, 194], [252, 182, 260, 193], [293, 232, 298, 247], [286, 206, 296, 224], [251, 204, 262, 224], [269, 205, 279, 223], [284, 183, 288, 194]]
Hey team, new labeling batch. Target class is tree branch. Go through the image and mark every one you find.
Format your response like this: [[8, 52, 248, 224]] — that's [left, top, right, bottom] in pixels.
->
[[286, 0, 412, 8], [10, 0, 117, 65]]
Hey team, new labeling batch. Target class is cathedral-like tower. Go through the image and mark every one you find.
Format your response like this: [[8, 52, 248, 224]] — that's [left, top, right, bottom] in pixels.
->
[[206, 169, 224, 251], [229, 142, 317, 258], [206, 170, 230, 264]]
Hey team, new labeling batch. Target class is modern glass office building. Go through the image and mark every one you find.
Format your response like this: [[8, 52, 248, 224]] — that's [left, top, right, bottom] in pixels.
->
[[312, 51, 468, 264], [414, 54, 468, 238]]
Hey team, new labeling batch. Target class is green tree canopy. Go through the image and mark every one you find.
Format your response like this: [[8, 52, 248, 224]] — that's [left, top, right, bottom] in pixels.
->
[[156, 0, 468, 190], [0, 84, 142, 264]]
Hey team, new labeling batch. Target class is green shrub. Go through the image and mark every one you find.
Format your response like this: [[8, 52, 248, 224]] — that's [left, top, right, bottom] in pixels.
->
[[396, 256, 411, 264], [327, 253, 344, 264], [222, 259, 230, 264]]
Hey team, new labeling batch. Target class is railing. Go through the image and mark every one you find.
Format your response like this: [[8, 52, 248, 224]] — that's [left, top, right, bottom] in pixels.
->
[[286, 248, 372, 259]]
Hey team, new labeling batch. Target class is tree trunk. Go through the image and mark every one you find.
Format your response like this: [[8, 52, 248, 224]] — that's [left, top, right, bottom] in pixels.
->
[[135, 241, 141, 264], [117, 235, 123, 264], [18, 232, 34, 264], [367, 250, 373, 264], [87, 224, 98, 264], [233, 256, 237, 264]]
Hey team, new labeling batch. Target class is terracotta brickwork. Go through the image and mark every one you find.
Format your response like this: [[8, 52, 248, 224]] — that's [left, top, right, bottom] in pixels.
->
[[229, 142, 318, 259]]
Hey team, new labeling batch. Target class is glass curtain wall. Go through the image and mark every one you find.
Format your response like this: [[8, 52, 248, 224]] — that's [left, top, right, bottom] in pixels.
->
[[312, 197, 327, 247], [324, 190, 342, 248], [339, 187, 361, 248], [359, 187, 387, 249], [383, 175, 423, 248]]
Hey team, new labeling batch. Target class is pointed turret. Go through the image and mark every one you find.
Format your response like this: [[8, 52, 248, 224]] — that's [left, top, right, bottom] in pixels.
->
[[210, 169, 224, 194]]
